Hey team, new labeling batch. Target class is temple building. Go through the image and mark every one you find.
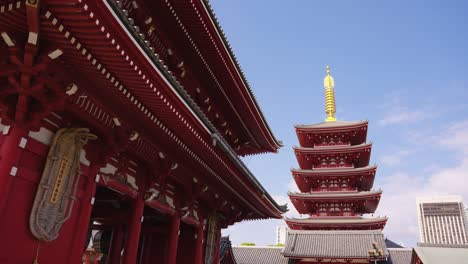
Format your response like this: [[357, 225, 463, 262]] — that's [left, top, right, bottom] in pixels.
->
[[0, 0, 286, 263], [282, 66, 389, 263]]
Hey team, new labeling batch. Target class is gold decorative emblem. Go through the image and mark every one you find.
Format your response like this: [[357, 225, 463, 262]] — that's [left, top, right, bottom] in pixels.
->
[[30, 128, 96, 241]]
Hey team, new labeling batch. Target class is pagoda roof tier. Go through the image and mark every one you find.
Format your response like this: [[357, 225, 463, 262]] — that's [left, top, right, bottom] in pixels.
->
[[282, 230, 388, 260], [291, 166, 377, 192], [289, 190, 382, 215], [293, 143, 372, 169], [295, 120, 368, 147], [285, 216, 388, 231]]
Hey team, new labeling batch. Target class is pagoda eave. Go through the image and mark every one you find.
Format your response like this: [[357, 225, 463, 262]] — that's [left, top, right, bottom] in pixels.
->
[[285, 216, 388, 231], [291, 166, 377, 192], [291, 165, 377, 176], [294, 143, 372, 169], [293, 143, 372, 155], [294, 120, 368, 131], [295, 120, 368, 147], [289, 191, 382, 214], [288, 190, 382, 200]]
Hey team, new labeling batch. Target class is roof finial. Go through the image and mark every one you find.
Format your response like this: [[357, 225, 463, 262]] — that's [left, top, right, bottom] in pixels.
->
[[323, 65, 336, 122]]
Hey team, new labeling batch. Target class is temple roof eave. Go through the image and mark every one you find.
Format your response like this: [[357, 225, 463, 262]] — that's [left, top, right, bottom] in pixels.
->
[[291, 165, 377, 175], [293, 143, 372, 154], [29, 1, 287, 220], [199, 0, 283, 151], [105, 0, 286, 218], [288, 190, 382, 199], [295, 120, 368, 131], [284, 216, 388, 225]]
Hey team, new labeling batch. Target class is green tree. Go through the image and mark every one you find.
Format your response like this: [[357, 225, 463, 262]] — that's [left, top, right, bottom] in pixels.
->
[[240, 242, 256, 246], [267, 243, 284, 247]]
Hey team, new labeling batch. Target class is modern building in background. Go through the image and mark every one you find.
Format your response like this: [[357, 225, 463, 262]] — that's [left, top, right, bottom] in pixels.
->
[[275, 226, 288, 245], [416, 196, 468, 245], [465, 207, 468, 230]]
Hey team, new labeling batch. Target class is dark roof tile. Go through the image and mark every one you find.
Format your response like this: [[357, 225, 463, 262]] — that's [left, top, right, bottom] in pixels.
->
[[388, 249, 412, 264], [282, 230, 388, 259], [233, 247, 289, 264]]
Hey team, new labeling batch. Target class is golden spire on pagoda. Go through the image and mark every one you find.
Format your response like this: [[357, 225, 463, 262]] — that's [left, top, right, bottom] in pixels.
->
[[324, 65, 337, 122]]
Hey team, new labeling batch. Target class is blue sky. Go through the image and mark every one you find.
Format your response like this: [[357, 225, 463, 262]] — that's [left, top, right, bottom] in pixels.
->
[[211, 0, 468, 247]]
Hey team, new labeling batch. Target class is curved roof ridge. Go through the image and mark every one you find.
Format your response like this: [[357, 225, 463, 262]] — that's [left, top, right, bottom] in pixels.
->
[[293, 142, 372, 151], [200, 0, 283, 149], [295, 120, 368, 129], [288, 189, 382, 197], [287, 229, 384, 234], [291, 165, 377, 173]]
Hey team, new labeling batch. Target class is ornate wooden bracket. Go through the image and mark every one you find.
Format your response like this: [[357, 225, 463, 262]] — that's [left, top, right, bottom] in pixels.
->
[[0, 2, 67, 129]]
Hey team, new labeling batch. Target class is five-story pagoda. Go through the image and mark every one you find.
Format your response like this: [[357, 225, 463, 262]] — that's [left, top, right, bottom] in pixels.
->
[[282, 67, 389, 263], [286, 66, 387, 230]]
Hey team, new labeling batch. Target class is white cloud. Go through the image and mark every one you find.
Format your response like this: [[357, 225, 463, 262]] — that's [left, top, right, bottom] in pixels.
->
[[379, 110, 431, 126], [380, 150, 411, 166], [377, 94, 436, 126], [438, 121, 468, 153], [376, 121, 468, 246]]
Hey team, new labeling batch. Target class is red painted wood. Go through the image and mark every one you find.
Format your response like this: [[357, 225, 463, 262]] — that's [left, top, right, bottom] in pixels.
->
[[0, 132, 96, 263], [109, 224, 124, 264], [194, 222, 205, 264], [122, 195, 145, 264], [167, 215, 181, 264], [0, 125, 28, 215], [68, 163, 100, 263]]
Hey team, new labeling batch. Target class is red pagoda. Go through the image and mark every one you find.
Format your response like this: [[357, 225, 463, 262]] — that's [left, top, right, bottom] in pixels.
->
[[0, 0, 286, 263], [282, 67, 389, 263]]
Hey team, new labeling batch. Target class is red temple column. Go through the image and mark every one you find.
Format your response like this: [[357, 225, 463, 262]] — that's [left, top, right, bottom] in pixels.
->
[[109, 224, 124, 264], [0, 125, 28, 215], [122, 194, 145, 264], [69, 163, 101, 262], [166, 214, 181, 264], [194, 222, 205, 264]]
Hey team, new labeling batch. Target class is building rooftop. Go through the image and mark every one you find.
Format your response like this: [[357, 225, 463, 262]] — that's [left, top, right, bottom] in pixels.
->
[[416, 195, 464, 203], [282, 230, 388, 259], [414, 245, 468, 264], [385, 238, 404, 248], [232, 247, 289, 264], [387, 248, 412, 264]]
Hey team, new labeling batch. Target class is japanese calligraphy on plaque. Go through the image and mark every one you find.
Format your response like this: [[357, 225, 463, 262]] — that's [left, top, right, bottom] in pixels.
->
[[30, 128, 96, 241]]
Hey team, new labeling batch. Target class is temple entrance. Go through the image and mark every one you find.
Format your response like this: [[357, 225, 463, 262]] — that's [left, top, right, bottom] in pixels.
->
[[86, 186, 133, 263], [137, 207, 172, 264], [176, 222, 197, 264]]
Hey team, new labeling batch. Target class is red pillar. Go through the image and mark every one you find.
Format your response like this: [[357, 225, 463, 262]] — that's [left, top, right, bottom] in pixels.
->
[[69, 163, 100, 263], [109, 224, 124, 264], [122, 195, 145, 264], [0, 125, 28, 215], [166, 214, 181, 264], [194, 222, 205, 264]]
